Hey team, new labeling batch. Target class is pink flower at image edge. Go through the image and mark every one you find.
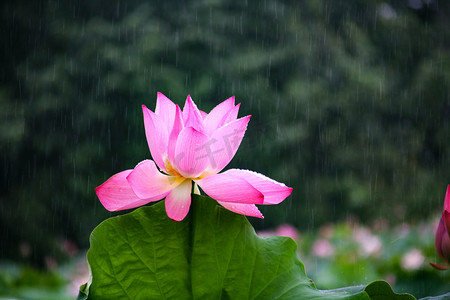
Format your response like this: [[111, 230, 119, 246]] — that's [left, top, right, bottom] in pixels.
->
[[430, 184, 450, 270], [95, 93, 293, 221]]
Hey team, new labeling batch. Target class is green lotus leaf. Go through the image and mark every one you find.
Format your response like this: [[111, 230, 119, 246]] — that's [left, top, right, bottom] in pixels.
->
[[80, 195, 414, 299]]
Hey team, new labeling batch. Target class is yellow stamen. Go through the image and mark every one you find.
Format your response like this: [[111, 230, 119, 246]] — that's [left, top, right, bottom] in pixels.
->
[[164, 159, 182, 177]]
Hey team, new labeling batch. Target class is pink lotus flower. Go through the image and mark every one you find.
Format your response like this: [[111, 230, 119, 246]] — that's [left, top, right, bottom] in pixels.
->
[[430, 185, 450, 270], [402, 249, 425, 271], [96, 93, 293, 221]]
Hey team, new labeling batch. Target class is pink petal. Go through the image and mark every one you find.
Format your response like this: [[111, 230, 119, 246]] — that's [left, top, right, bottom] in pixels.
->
[[223, 103, 241, 124], [430, 262, 449, 270], [173, 127, 209, 178], [441, 234, 450, 264], [435, 215, 446, 259], [445, 210, 450, 238], [203, 96, 235, 134], [142, 105, 168, 172], [217, 201, 264, 218], [441, 211, 450, 263], [168, 105, 184, 164], [126, 160, 183, 199], [444, 185, 450, 212], [195, 173, 264, 204], [182, 95, 205, 132], [155, 92, 177, 133], [165, 180, 192, 221], [199, 110, 208, 119], [95, 170, 156, 211], [222, 169, 293, 204], [201, 116, 251, 176]]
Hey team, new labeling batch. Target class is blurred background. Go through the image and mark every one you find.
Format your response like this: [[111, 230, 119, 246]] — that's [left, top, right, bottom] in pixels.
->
[[1, 0, 449, 298]]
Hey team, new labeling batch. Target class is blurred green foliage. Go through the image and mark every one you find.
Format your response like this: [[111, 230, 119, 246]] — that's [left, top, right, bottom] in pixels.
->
[[293, 217, 450, 298], [0, 262, 70, 299], [1, 219, 448, 299], [0, 0, 449, 266]]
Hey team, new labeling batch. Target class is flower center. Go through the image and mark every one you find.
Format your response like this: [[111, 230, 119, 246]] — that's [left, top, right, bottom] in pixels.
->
[[164, 158, 182, 177]]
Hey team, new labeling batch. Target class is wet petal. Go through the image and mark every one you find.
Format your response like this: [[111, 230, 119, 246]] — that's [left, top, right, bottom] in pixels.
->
[[203, 96, 235, 134], [168, 105, 184, 164], [222, 103, 241, 124], [126, 160, 183, 199], [155, 92, 177, 133], [165, 180, 192, 221], [182, 95, 205, 132], [95, 170, 158, 211], [173, 127, 209, 178], [217, 201, 264, 218], [142, 105, 168, 172], [201, 116, 250, 176], [195, 173, 264, 204], [222, 169, 293, 204]]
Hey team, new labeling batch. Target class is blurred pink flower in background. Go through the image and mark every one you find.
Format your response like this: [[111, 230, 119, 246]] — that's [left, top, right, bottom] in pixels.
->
[[383, 274, 396, 287], [62, 239, 79, 257], [66, 258, 90, 297], [353, 227, 382, 257], [45, 256, 57, 270], [257, 229, 276, 238], [312, 239, 335, 258], [319, 223, 334, 239], [401, 249, 424, 271], [275, 224, 299, 241], [96, 93, 292, 221], [257, 224, 299, 241]]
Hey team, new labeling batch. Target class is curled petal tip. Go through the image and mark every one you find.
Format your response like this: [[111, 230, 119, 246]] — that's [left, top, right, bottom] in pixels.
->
[[95, 170, 153, 212], [241, 115, 251, 123], [430, 262, 449, 270], [217, 201, 264, 218], [196, 173, 265, 205], [222, 169, 292, 205], [225, 96, 235, 106], [256, 213, 264, 219]]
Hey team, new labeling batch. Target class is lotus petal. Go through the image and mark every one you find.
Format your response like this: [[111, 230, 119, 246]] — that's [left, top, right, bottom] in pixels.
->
[[173, 127, 209, 178], [96, 170, 157, 211], [195, 173, 264, 204], [217, 201, 264, 218], [222, 169, 293, 204], [142, 105, 168, 172], [165, 180, 192, 221], [127, 160, 183, 199]]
